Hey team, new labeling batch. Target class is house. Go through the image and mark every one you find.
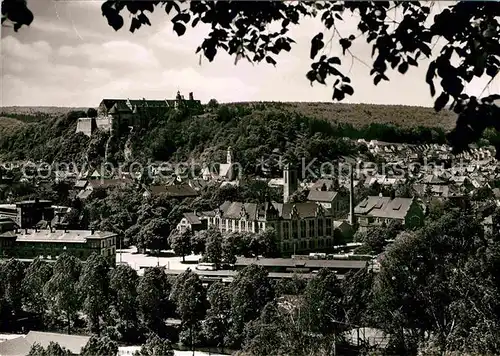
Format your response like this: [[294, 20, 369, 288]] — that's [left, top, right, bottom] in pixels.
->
[[0, 331, 91, 356], [354, 195, 424, 232], [176, 212, 208, 233], [307, 179, 350, 218]]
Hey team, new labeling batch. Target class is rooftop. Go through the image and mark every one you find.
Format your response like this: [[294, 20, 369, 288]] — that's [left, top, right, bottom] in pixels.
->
[[0, 229, 115, 243]]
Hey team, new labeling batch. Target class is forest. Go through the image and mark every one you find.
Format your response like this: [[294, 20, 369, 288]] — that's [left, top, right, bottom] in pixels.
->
[[0, 102, 450, 170]]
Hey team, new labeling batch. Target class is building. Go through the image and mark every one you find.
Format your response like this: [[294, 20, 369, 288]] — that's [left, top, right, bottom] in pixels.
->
[[0, 331, 90, 356], [76, 92, 202, 137], [176, 212, 208, 233], [202, 200, 347, 253], [354, 195, 424, 232], [143, 184, 198, 199], [307, 179, 350, 218], [0, 199, 54, 229], [283, 164, 298, 203], [0, 228, 117, 266]]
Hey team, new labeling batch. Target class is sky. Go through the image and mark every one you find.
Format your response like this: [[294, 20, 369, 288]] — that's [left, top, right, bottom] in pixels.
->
[[1, 0, 499, 107]]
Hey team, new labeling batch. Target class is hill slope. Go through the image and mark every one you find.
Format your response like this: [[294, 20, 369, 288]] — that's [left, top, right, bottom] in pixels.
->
[[228, 102, 457, 130], [0, 102, 456, 130]]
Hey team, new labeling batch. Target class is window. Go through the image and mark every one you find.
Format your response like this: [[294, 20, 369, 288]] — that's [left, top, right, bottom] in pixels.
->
[[247, 221, 252, 232], [292, 220, 298, 239], [300, 220, 306, 238], [326, 218, 332, 236], [318, 218, 323, 237], [309, 220, 315, 237], [283, 222, 290, 240]]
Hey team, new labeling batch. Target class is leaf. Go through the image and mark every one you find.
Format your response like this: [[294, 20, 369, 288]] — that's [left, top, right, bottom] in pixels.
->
[[265, 56, 276, 66], [328, 57, 341, 65], [434, 92, 449, 111], [407, 57, 418, 67], [204, 46, 217, 62], [374, 74, 382, 86], [173, 22, 186, 36], [339, 38, 351, 55], [310, 32, 324, 60], [341, 84, 354, 96], [138, 13, 151, 26], [398, 62, 409, 74], [108, 14, 124, 31]]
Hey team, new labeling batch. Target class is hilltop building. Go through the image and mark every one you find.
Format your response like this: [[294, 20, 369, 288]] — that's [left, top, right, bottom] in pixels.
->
[[76, 91, 202, 137]]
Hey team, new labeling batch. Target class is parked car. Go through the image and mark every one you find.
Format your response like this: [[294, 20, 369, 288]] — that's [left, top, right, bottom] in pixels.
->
[[196, 263, 216, 271]]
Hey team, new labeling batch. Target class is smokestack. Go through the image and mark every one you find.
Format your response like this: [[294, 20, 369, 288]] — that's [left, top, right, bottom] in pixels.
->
[[189, 92, 194, 101], [91, 228, 95, 235], [348, 165, 355, 225]]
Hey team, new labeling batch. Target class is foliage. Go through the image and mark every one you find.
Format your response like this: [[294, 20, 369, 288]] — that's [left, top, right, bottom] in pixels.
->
[[80, 335, 119, 356], [227, 264, 275, 348], [27, 342, 71, 356], [22, 258, 53, 319], [133, 334, 174, 356], [204, 228, 223, 268], [168, 228, 193, 262], [78, 253, 110, 334], [43, 254, 82, 334], [108, 264, 140, 342], [136, 267, 173, 333]]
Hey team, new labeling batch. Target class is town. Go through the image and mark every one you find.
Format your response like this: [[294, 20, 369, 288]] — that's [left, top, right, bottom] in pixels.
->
[[1, 91, 500, 355]]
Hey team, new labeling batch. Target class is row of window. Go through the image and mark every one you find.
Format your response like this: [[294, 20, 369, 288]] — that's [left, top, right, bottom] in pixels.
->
[[282, 238, 334, 251], [283, 218, 333, 240]]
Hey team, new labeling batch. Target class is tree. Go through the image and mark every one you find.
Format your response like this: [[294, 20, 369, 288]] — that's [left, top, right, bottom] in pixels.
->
[[78, 253, 110, 335], [190, 230, 207, 255], [22, 258, 53, 323], [45, 342, 72, 356], [1, 258, 25, 318], [168, 228, 193, 262], [227, 264, 275, 348], [170, 270, 207, 348], [203, 282, 231, 349], [301, 268, 345, 337], [133, 334, 174, 356], [207, 98, 219, 110], [27, 343, 46, 356], [136, 266, 173, 333], [87, 108, 98, 118], [109, 264, 140, 342], [353, 226, 389, 255], [80, 336, 118, 356], [372, 211, 495, 355], [204, 228, 223, 269], [137, 217, 170, 254], [43, 254, 82, 334], [253, 228, 279, 258]]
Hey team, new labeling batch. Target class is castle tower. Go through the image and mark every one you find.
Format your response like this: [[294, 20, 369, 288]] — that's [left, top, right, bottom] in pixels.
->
[[283, 164, 298, 203]]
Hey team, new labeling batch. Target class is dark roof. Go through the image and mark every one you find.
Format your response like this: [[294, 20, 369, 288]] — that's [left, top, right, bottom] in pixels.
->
[[216, 201, 330, 221], [88, 178, 133, 189], [355, 196, 415, 220], [183, 212, 202, 225], [150, 184, 198, 197]]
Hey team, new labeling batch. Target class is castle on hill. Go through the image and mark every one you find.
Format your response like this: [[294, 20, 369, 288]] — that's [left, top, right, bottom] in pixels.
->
[[76, 91, 201, 137]]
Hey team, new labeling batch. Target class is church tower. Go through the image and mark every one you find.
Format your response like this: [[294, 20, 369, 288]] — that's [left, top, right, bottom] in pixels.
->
[[283, 164, 298, 203]]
